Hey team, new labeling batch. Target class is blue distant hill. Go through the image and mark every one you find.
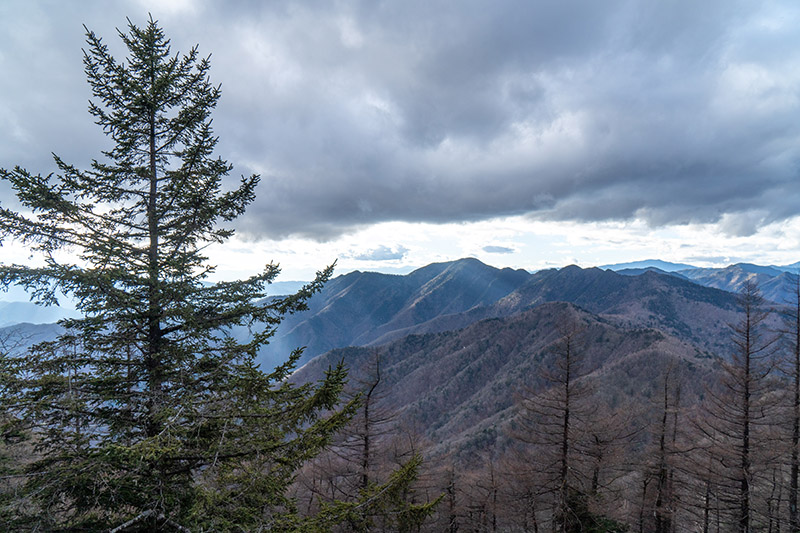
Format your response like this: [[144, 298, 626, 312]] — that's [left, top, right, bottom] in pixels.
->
[[0, 301, 80, 327], [0, 280, 307, 328], [615, 267, 689, 280], [773, 261, 800, 272], [600, 259, 696, 272]]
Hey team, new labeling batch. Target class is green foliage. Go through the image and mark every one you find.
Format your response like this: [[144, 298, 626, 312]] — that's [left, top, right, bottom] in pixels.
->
[[0, 16, 351, 531], [557, 488, 629, 533], [308, 453, 441, 533]]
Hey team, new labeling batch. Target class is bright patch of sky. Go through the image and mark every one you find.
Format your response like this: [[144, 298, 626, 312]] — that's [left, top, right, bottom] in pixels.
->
[[200, 214, 800, 282]]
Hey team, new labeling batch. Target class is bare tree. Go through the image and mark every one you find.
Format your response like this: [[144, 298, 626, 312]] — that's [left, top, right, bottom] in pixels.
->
[[783, 272, 800, 531], [511, 309, 630, 531], [645, 364, 683, 533], [694, 280, 778, 532], [513, 314, 590, 531], [632, 359, 699, 533], [293, 351, 439, 531]]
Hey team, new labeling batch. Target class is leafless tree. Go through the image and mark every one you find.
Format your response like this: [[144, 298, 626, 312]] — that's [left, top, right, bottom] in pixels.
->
[[781, 272, 800, 531], [693, 280, 779, 532], [509, 309, 633, 531]]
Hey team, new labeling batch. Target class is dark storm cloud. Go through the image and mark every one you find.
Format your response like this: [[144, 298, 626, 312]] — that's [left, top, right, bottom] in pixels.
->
[[2, 1, 799, 240]]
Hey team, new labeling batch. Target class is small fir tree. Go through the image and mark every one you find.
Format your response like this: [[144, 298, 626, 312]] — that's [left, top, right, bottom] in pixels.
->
[[0, 17, 352, 531]]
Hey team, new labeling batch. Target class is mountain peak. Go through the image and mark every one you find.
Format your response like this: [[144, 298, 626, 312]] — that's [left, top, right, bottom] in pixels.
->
[[258, 257, 531, 368]]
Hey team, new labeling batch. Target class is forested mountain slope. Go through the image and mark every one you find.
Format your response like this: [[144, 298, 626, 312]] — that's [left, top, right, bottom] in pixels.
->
[[259, 257, 530, 367], [495, 266, 744, 354], [289, 263, 746, 363], [293, 301, 710, 455], [677, 262, 796, 304]]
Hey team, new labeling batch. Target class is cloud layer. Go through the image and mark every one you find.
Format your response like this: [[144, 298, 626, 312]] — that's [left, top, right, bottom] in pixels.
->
[[2, 1, 800, 242]]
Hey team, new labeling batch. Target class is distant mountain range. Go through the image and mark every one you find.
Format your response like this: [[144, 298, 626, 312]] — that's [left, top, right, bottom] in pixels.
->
[[0, 301, 80, 327], [259, 258, 757, 368], [0, 280, 305, 327], [2, 257, 796, 369], [600, 259, 696, 272], [1, 256, 795, 459], [0, 322, 63, 355], [603, 260, 799, 306], [601, 258, 800, 274], [675, 263, 797, 304]]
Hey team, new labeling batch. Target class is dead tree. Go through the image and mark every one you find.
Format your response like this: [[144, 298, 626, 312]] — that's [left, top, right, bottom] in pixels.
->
[[783, 272, 800, 531], [694, 280, 778, 532], [513, 311, 596, 532]]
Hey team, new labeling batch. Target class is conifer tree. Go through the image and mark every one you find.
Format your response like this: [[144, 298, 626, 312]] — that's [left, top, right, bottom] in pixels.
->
[[0, 17, 351, 531], [293, 351, 440, 531]]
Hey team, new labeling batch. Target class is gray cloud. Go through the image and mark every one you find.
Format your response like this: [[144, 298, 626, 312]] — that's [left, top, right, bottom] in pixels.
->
[[684, 255, 732, 264], [1, 1, 799, 240], [350, 245, 409, 261], [483, 246, 515, 255]]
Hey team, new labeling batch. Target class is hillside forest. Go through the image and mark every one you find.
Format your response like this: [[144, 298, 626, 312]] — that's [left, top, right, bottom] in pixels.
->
[[2, 16, 800, 533]]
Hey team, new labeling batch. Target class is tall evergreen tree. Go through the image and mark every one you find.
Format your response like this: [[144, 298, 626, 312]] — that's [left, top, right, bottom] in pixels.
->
[[0, 17, 352, 531]]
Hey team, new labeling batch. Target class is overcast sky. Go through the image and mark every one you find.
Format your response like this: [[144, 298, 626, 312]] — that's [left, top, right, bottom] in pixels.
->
[[2, 0, 800, 281]]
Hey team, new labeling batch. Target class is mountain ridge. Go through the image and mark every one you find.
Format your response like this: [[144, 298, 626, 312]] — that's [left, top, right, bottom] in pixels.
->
[[263, 259, 761, 368], [259, 257, 531, 368], [293, 301, 710, 455]]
